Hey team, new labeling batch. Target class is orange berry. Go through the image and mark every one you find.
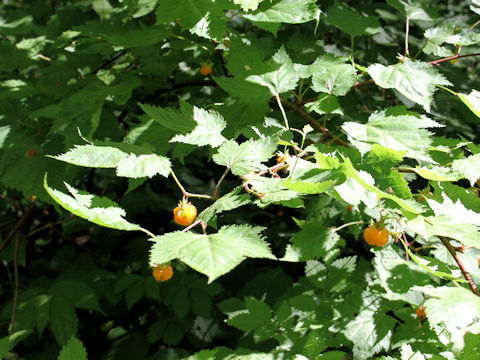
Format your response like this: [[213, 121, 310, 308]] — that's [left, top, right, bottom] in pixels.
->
[[416, 306, 426, 320], [200, 66, 212, 76], [347, 205, 352, 211], [26, 148, 36, 157], [153, 264, 173, 282], [363, 224, 389, 247], [173, 199, 197, 226]]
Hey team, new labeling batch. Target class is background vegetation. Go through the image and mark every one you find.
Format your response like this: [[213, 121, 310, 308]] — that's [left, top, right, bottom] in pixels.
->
[[1, 0, 480, 359]]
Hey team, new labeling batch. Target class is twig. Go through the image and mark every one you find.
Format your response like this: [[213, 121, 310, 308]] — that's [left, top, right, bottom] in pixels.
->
[[405, 16, 410, 57], [428, 52, 480, 66], [279, 98, 350, 147], [213, 167, 230, 198], [0, 207, 36, 253], [276, 95, 290, 130], [333, 221, 363, 232], [439, 236, 479, 296], [9, 234, 20, 334], [212, 40, 230, 77], [170, 170, 215, 200]]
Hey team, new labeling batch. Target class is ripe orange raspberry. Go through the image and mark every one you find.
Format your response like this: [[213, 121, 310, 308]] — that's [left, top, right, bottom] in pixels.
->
[[416, 306, 426, 320], [200, 65, 212, 76], [152, 264, 173, 282], [173, 199, 197, 226], [26, 148, 36, 157], [363, 224, 389, 247]]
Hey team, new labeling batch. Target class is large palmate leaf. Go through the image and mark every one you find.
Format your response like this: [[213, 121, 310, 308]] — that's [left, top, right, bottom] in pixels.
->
[[423, 24, 480, 57], [342, 107, 443, 162], [386, 0, 437, 21], [149, 225, 275, 282], [44, 175, 141, 231], [324, 1, 381, 37], [170, 106, 227, 148], [366, 61, 451, 111], [212, 137, 277, 176], [51, 144, 171, 178], [138, 102, 195, 133]]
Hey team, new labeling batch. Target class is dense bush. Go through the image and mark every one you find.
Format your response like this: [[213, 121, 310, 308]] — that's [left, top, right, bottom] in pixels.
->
[[1, 0, 480, 359]]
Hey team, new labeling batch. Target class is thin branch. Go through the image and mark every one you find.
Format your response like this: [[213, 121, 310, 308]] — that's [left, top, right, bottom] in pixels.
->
[[405, 16, 410, 57], [139, 227, 156, 238], [212, 40, 230, 77], [279, 98, 350, 147], [170, 170, 215, 200], [213, 167, 230, 198], [333, 221, 364, 232], [0, 207, 36, 253], [275, 95, 290, 130], [9, 234, 20, 334], [439, 236, 479, 296], [428, 52, 480, 66]]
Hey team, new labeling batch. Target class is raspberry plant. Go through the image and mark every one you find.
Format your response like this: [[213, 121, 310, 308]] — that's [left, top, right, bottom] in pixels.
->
[[1, 0, 480, 359]]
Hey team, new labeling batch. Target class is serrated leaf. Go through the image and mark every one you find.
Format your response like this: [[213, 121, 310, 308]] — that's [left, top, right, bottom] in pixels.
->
[[305, 93, 343, 115], [189, 11, 226, 41], [342, 107, 443, 162], [227, 297, 272, 332], [138, 103, 195, 133], [308, 55, 359, 96], [149, 225, 275, 282], [386, 0, 437, 21], [57, 337, 88, 360], [457, 90, 480, 119], [116, 154, 171, 178], [198, 187, 251, 224], [234, 0, 263, 11], [427, 195, 480, 227], [367, 61, 451, 111], [452, 153, 480, 186], [244, 0, 320, 24], [170, 106, 226, 148], [343, 300, 395, 360], [341, 158, 423, 213], [324, 1, 381, 36], [413, 165, 463, 182], [51, 145, 128, 168], [246, 47, 300, 96], [212, 137, 277, 176], [49, 280, 101, 311], [414, 286, 480, 353], [44, 175, 141, 231], [407, 215, 480, 249], [281, 222, 344, 263], [282, 177, 336, 194], [50, 297, 78, 346]]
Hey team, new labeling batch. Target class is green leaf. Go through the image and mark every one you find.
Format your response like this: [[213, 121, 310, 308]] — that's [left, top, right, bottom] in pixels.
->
[[214, 76, 273, 104], [308, 55, 359, 96], [415, 286, 480, 353], [212, 137, 277, 176], [343, 299, 395, 359], [413, 165, 463, 182], [324, 1, 381, 36], [305, 93, 343, 115], [342, 107, 443, 162], [341, 157, 423, 213], [149, 225, 275, 282], [115, 154, 171, 178], [407, 215, 480, 249], [457, 90, 480, 119], [138, 103, 195, 133], [44, 175, 141, 231], [366, 61, 452, 111], [170, 106, 226, 148], [50, 297, 78, 346], [57, 337, 88, 360], [198, 187, 251, 224], [452, 153, 480, 186], [282, 177, 336, 194], [51, 145, 128, 168], [49, 280, 101, 311], [227, 297, 272, 332], [234, 0, 263, 11], [281, 222, 345, 263], [386, 0, 437, 21], [51, 144, 171, 178], [422, 24, 480, 57], [246, 47, 300, 96], [244, 0, 320, 24]]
